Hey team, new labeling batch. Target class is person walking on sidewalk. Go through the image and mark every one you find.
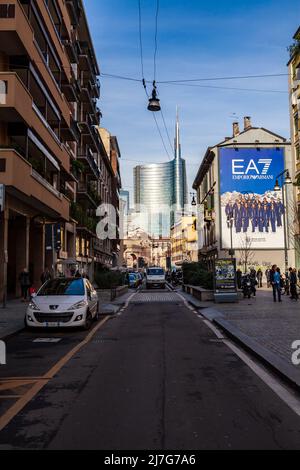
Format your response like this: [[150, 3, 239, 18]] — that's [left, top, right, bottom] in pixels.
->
[[274, 267, 282, 302], [257, 268, 263, 288], [265, 268, 271, 288], [18, 268, 31, 302], [290, 268, 298, 301], [270, 265, 281, 302]]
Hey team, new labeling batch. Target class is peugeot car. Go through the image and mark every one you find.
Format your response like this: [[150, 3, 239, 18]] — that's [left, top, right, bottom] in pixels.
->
[[25, 278, 99, 330]]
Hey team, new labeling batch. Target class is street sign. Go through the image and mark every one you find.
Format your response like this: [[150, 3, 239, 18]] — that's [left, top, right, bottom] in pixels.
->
[[0, 184, 5, 212]]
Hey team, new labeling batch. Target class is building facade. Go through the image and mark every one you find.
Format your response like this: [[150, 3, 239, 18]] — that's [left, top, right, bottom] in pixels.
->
[[0, 0, 120, 302], [288, 26, 300, 267], [193, 118, 295, 271], [171, 216, 198, 267], [134, 113, 187, 238]]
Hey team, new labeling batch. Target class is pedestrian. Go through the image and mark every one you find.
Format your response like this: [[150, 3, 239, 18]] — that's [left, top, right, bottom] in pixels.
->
[[290, 268, 298, 301], [257, 268, 263, 288], [249, 269, 257, 297], [298, 269, 300, 284], [40, 267, 52, 285], [265, 268, 270, 288], [236, 269, 242, 290], [18, 268, 31, 302], [270, 264, 281, 302]]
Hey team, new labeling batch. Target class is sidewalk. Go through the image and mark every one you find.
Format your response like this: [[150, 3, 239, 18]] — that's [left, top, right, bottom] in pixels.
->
[[0, 291, 133, 340], [181, 287, 300, 388], [0, 299, 26, 340]]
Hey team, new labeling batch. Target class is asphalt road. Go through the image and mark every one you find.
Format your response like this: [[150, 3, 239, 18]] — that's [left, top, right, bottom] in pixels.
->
[[1, 288, 300, 450]]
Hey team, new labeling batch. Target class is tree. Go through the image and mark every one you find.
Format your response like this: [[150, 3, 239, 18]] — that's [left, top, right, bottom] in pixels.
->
[[288, 201, 300, 264], [238, 235, 254, 273]]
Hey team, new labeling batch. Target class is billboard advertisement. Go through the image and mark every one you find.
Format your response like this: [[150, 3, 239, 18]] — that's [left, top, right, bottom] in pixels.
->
[[219, 147, 285, 250]]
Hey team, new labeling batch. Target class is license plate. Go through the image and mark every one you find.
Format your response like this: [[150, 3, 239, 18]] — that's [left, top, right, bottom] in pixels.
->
[[45, 322, 61, 327]]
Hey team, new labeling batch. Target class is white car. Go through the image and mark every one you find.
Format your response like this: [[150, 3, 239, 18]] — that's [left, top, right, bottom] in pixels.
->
[[146, 267, 166, 289], [25, 278, 99, 330]]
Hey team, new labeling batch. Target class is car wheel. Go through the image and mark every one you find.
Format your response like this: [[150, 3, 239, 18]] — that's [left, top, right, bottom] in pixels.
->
[[83, 311, 93, 331]]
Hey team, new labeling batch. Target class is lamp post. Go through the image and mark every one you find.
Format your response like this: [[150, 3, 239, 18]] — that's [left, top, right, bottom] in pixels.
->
[[274, 169, 292, 274]]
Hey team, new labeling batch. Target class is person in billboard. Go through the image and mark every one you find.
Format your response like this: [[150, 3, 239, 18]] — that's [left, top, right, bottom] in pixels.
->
[[234, 202, 243, 233], [250, 201, 258, 232], [269, 202, 277, 233], [257, 202, 264, 232], [276, 199, 284, 227], [225, 201, 234, 228], [262, 204, 270, 233], [242, 202, 250, 233]]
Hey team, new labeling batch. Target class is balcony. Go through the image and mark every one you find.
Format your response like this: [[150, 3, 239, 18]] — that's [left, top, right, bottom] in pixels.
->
[[80, 81, 98, 115], [66, 0, 82, 27], [0, 148, 69, 220], [0, 72, 71, 174], [77, 181, 101, 208], [78, 150, 101, 180], [0, 0, 72, 123], [61, 118, 80, 143], [78, 114, 102, 154]]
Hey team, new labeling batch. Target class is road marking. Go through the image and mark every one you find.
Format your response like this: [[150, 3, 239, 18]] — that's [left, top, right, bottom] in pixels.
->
[[174, 290, 300, 417], [224, 339, 300, 417], [33, 338, 62, 344], [0, 316, 109, 432]]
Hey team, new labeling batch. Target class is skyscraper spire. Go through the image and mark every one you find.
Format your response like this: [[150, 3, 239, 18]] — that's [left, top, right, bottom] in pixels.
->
[[175, 106, 181, 160]]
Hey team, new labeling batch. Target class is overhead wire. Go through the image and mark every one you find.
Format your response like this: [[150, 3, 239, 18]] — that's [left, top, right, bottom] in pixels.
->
[[137, 0, 172, 161], [153, 0, 160, 81]]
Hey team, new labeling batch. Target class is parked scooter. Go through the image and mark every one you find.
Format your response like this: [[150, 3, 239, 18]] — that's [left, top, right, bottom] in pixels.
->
[[242, 274, 255, 299]]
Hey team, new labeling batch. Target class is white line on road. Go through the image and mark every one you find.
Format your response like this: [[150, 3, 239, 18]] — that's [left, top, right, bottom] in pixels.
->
[[174, 290, 300, 417]]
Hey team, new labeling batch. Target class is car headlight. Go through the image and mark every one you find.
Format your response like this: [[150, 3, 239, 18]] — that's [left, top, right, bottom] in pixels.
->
[[68, 300, 88, 310], [28, 301, 40, 311]]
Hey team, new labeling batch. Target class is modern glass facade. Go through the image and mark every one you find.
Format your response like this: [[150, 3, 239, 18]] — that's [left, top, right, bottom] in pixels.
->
[[134, 114, 188, 237]]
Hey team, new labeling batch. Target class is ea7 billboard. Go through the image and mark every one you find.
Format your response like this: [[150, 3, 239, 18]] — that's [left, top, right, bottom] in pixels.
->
[[219, 147, 285, 250]]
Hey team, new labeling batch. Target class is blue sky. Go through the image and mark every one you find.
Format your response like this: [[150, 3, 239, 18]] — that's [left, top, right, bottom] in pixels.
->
[[84, 0, 299, 205]]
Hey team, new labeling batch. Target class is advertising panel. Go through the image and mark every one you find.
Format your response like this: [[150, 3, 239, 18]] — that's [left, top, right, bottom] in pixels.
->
[[219, 147, 285, 250], [214, 259, 236, 293]]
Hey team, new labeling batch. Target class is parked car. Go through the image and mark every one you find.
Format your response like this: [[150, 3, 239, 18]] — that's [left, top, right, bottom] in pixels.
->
[[25, 278, 99, 330], [146, 267, 166, 289], [128, 273, 139, 289]]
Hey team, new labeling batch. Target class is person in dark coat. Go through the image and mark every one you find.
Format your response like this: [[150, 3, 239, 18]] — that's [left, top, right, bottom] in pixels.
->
[[262, 205, 270, 233], [234, 203, 243, 233], [257, 268, 263, 288], [257, 203, 264, 232], [40, 268, 52, 285], [269, 203, 277, 233], [290, 268, 298, 301], [18, 268, 31, 302], [236, 269, 242, 290]]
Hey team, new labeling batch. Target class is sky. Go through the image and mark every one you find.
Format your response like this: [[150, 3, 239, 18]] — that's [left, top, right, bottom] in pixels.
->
[[84, 0, 300, 206]]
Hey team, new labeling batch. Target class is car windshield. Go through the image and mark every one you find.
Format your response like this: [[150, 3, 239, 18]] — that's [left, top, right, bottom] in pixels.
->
[[38, 279, 85, 296], [147, 269, 164, 275]]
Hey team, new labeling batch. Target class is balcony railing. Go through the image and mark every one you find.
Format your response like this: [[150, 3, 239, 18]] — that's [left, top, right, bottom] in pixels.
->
[[78, 150, 101, 179]]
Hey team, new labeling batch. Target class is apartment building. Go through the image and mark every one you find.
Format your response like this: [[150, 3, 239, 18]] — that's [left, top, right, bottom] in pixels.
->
[[0, 0, 120, 302], [288, 26, 300, 267], [171, 216, 198, 266]]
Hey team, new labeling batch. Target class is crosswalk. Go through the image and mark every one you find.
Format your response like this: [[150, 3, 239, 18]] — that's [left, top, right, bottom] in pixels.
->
[[131, 291, 180, 303]]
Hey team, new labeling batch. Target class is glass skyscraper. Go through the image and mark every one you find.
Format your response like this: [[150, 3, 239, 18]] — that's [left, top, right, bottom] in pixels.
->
[[134, 112, 188, 237]]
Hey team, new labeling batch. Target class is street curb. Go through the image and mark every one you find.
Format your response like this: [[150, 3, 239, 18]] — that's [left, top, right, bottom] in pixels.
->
[[0, 327, 26, 342], [213, 317, 300, 390], [183, 293, 300, 390]]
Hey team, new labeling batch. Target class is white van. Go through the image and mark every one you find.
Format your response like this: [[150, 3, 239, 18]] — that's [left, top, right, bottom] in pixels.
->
[[146, 267, 166, 289]]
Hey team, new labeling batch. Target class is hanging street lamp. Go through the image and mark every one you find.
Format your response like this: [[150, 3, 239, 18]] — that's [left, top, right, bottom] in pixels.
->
[[147, 81, 161, 112]]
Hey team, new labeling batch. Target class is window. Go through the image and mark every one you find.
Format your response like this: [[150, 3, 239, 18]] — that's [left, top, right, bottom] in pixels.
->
[[38, 279, 85, 296]]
